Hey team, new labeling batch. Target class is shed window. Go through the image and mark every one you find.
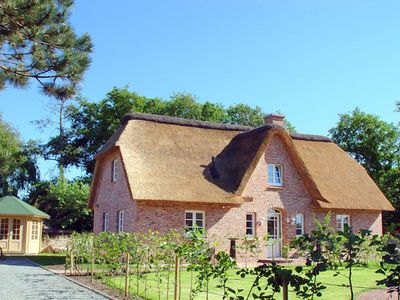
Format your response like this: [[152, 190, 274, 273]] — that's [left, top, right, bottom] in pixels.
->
[[0, 219, 8, 240], [295, 214, 304, 236], [268, 164, 283, 186], [118, 211, 124, 232], [185, 211, 204, 232], [112, 160, 118, 182], [336, 215, 350, 231], [246, 213, 256, 237], [12, 219, 21, 240], [103, 213, 109, 232], [31, 220, 39, 240]]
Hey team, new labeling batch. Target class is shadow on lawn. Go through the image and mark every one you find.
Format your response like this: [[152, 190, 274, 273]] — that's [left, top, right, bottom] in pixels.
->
[[5, 254, 66, 266]]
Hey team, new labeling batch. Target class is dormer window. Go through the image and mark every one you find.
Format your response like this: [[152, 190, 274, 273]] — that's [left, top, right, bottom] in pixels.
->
[[112, 159, 118, 182], [268, 164, 283, 186]]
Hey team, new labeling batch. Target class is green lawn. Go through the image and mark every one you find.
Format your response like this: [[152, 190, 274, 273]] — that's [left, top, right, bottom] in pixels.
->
[[107, 266, 384, 300], [10, 253, 66, 266]]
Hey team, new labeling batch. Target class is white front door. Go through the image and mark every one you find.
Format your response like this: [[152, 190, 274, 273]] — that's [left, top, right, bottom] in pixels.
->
[[266, 209, 282, 258], [9, 218, 22, 252]]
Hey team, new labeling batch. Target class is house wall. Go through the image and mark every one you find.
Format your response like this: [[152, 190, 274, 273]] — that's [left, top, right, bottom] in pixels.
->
[[92, 150, 136, 234], [95, 136, 383, 262]]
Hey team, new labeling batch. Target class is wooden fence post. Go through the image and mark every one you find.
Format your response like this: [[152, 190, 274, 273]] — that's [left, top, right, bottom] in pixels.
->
[[91, 249, 94, 283], [282, 278, 288, 300], [174, 255, 180, 300], [125, 252, 130, 297], [70, 252, 74, 276]]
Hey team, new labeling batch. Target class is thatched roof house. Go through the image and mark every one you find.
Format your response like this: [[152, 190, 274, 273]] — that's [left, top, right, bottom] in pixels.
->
[[89, 112, 393, 259]]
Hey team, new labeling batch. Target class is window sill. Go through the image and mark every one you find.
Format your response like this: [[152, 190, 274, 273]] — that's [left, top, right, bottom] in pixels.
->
[[266, 185, 284, 190]]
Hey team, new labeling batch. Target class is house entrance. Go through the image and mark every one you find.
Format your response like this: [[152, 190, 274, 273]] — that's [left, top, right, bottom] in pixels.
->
[[266, 209, 282, 258], [0, 218, 22, 253]]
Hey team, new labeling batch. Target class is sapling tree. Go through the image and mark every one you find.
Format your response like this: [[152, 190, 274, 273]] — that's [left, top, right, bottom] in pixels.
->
[[237, 235, 261, 268], [237, 262, 311, 300], [334, 225, 371, 300], [212, 250, 237, 299], [290, 213, 342, 299], [177, 227, 214, 299]]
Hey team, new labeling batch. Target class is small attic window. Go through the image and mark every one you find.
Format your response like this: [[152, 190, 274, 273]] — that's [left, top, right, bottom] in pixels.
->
[[268, 164, 283, 186], [112, 159, 118, 182]]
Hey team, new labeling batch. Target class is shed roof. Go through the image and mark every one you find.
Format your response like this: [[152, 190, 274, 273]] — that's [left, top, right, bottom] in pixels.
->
[[88, 113, 394, 211], [0, 196, 50, 218]]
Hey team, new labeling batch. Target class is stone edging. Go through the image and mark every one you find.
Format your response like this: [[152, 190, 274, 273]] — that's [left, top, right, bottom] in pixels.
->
[[24, 258, 117, 300]]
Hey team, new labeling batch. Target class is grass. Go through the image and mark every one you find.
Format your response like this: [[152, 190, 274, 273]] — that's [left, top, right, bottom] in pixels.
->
[[10, 253, 66, 266], [105, 265, 385, 300]]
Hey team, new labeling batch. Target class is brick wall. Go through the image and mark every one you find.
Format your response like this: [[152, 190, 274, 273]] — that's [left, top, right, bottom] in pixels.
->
[[92, 149, 136, 234]]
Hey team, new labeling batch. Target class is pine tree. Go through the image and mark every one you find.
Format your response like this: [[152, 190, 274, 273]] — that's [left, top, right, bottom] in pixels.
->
[[0, 0, 92, 99]]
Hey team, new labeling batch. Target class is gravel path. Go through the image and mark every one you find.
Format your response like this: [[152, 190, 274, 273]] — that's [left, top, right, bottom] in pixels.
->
[[0, 258, 109, 300]]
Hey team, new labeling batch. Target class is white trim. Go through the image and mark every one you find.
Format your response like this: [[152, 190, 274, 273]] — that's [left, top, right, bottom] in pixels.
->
[[112, 160, 118, 182], [118, 211, 124, 232], [336, 214, 350, 231], [184, 210, 205, 231], [266, 208, 282, 258], [295, 213, 304, 236], [268, 164, 283, 186], [0, 218, 9, 240], [246, 213, 256, 237], [103, 213, 109, 232], [31, 220, 39, 240]]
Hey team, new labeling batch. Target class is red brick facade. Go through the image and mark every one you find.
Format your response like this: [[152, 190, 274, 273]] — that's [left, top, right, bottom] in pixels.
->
[[92, 136, 383, 261]]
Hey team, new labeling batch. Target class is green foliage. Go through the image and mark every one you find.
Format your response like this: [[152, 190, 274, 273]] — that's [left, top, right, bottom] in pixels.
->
[[290, 215, 334, 299], [0, 0, 92, 99], [237, 235, 261, 268], [372, 233, 400, 298], [213, 251, 237, 299], [0, 115, 39, 195], [332, 226, 372, 300], [64, 227, 397, 299], [226, 103, 264, 127], [237, 262, 316, 300], [329, 108, 400, 224], [29, 177, 92, 231]]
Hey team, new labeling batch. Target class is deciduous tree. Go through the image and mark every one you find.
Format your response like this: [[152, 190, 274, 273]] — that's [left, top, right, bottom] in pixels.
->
[[329, 108, 400, 225], [0, 115, 38, 195]]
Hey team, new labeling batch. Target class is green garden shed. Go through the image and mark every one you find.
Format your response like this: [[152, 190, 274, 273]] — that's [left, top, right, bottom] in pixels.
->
[[0, 195, 49, 254]]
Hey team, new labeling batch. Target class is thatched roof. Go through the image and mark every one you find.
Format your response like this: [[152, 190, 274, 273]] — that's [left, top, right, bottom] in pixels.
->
[[88, 113, 394, 211]]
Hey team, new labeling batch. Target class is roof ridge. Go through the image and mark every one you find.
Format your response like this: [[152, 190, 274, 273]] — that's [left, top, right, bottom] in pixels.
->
[[122, 112, 253, 131], [290, 132, 333, 142], [122, 112, 333, 142]]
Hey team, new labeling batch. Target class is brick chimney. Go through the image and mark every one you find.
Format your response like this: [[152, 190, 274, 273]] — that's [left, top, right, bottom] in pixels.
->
[[263, 113, 285, 127]]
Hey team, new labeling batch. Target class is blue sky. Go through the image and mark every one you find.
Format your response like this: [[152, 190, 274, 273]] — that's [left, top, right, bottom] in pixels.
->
[[1, 1, 399, 178]]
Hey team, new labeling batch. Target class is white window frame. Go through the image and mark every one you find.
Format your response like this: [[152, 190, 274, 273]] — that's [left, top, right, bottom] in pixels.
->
[[0, 218, 9, 240], [118, 211, 124, 232], [31, 220, 39, 240], [268, 164, 283, 186], [295, 214, 304, 236], [185, 210, 205, 232], [336, 214, 350, 231], [112, 159, 118, 182], [103, 213, 109, 232], [246, 213, 256, 237], [12, 218, 21, 240]]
